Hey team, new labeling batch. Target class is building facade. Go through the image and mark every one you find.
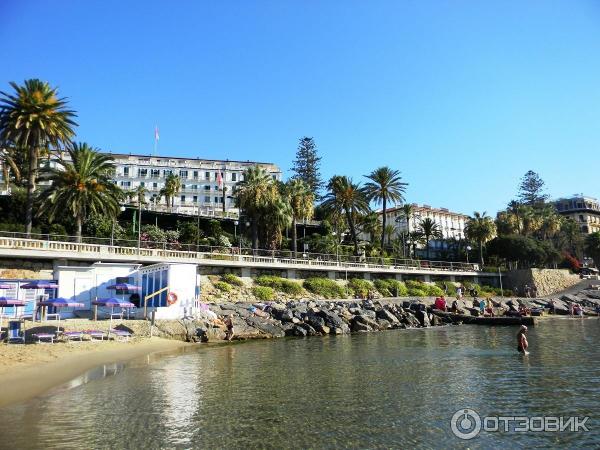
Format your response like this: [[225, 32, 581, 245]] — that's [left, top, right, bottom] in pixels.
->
[[97, 153, 281, 218], [552, 195, 600, 234], [381, 204, 470, 258]]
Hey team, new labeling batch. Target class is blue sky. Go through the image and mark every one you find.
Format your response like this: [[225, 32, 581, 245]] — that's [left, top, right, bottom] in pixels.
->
[[1, 0, 599, 215]]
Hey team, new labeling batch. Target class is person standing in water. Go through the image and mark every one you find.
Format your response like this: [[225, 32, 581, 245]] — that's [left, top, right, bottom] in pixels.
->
[[517, 325, 529, 354]]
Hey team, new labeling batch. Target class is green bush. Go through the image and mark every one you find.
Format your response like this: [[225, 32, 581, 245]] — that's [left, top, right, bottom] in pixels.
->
[[255, 275, 303, 296], [425, 284, 444, 297], [374, 279, 408, 297], [405, 280, 425, 290], [214, 281, 232, 292], [407, 288, 428, 297], [221, 273, 244, 287], [435, 281, 457, 295], [303, 278, 346, 299], [252, 286, 275, 301], [348, 278, 373, 298]]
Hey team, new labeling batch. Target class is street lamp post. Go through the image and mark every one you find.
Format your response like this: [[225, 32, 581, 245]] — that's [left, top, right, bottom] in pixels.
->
[[466, 245, 472, 264], [137, 201, 143, 254], [234, 220, 239, 254]]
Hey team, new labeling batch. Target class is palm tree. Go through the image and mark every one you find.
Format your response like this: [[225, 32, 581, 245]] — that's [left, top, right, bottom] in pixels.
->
[[263, 197, 293, 250], [284, 179, 314, 256], [321, 175, 370, 255], [363, 167, 408, 253], [0, 79, 77, 235], [164, 173, 181, 208], [0, 146, 20, 190], [384, 223, 395, 246], [236, 166, 279, 249], [38, 142, 122, 241], [464, 211, 497, 266], [538, 205, 562, 240], [129, 185, 148, 205], [417, 218, 442, 259]]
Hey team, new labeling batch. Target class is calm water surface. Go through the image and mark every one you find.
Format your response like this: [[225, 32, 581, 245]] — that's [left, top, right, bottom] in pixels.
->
[[0, 318, 599, 449]]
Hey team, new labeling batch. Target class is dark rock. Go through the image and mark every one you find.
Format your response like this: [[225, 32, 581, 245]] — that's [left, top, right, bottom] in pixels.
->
[[245, 316, 285, 338], [351, 321, 371, 332], [376, 319, 392, 330], [298, 322, 319, 336], [317, 310, 345, 329], [376, 308, 399, 324], [292, 325, 308, 337]]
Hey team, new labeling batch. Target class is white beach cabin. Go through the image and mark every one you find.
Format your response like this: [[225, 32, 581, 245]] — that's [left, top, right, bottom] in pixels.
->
[[139, 263, 199, 319]]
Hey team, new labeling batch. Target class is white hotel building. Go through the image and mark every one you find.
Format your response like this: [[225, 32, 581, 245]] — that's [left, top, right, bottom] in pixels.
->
[[104, 153, 281, 218], [382, 204, 470, 257]]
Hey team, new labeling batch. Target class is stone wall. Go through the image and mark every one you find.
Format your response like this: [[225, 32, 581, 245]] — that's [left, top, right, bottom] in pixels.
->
[[505, 268, 580, 297], [0, 258, 54, 280]]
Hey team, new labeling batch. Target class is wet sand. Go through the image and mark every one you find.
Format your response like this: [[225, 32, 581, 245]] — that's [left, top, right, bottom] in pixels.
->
[[0, 337, 191, 408]]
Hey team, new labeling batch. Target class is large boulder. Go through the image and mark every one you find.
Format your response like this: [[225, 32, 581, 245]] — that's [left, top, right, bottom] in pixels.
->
[[245, 316, 285, 338], [317, 310, 346, 329], [352, 315, 378, 331], [292, 325, 308, 337], [298, 322, 319, 336], [376, 308, 399, 324], [351, 320, 372, 332]]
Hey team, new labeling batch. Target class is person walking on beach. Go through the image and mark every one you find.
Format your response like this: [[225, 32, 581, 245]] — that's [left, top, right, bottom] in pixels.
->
[[517, 325, 529, 354]]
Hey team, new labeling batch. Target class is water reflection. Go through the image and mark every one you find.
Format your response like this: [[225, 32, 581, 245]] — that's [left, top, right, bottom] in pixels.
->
[[0, 319, 599, 448]]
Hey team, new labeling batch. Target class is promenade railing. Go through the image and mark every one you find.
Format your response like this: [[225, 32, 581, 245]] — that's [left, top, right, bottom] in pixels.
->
[[0, 231, 480, 273]]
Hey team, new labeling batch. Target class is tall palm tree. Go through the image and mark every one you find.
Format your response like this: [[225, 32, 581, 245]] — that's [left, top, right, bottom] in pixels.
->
[[263, 197, 293, 250], [321, 175, 370, 255], [384, 223, 395, 246], [538, 205, 562, 240], [363, 167, 408, 253], [129, 185, 148, 205], [236, 165, 279, 249], [284, 179, 314, 256], [38, 142, 122, 241], [164, 173, 181, 208], [464, 211, 497, 266], [417, 218, 442, 259], [0, 79, 77, 235]]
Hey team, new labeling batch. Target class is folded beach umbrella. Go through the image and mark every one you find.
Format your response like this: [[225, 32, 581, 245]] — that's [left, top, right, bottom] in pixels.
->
[[20, 280, 59, 289], [0, 283, 13, 289]]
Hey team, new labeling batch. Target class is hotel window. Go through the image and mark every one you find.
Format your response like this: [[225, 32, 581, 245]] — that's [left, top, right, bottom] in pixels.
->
[[164, 170, 173, 176], [180, 170, 188, 178], [204, 185, 210, 191], [193, 195, 198, 203], [153, 182, 158, 189], [151, 169, 160, 178], [214, 196, 219, 203], [120, 181, 131, 188], [231, 173, 237, 182], [139, 168, 148, 177], [140, 182, 145, 187], [204, 196, 211, 203], [182, 184, 186, 190], [180, 195, 186, 203], [193, 170, 199, 179], [205, 171, 210, 180], [214, 185, 219, 191], [123, 167, 130, 177]]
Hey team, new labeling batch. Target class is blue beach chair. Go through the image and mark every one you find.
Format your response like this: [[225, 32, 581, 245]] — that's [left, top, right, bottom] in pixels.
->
[[7, 320, 25, 344]]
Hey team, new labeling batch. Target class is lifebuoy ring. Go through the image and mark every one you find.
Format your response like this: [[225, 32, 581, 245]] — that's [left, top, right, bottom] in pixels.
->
[[167, 292, 178, 306]]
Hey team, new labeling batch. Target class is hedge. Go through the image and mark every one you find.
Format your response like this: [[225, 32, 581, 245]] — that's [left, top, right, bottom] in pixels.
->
[[254, 275, 304, 296], [252, 286, 275, 301], [214, 281, 232, 292], [347, 278, 373, 298], [221, 273, 244, 287], [374, 279, 408, 297], [303, 278, 346, 299]]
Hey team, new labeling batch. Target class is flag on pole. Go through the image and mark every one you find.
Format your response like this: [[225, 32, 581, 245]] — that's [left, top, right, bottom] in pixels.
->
[[154, 126, 160, 141], [217, 171, 223, 188]]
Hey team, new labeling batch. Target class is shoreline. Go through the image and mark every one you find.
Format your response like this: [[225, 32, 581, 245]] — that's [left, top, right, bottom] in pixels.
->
[[0, 337, 191, 408]]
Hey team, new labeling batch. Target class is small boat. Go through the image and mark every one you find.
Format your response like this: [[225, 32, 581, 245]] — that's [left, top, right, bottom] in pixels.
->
[[432, 310, 536, 326]]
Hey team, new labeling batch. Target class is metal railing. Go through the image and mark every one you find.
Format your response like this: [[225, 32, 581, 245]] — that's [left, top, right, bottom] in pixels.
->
[[0, 231, 480, 273]]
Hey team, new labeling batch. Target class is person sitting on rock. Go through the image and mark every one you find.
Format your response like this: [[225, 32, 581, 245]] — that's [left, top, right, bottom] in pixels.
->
[[451, 299, 459, 313], [479, 298, 486, 316]]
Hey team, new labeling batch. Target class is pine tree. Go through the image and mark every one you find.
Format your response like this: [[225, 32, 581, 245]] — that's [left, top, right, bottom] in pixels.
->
[[291, 137, 323, 199], [518, 170, 548, 206]]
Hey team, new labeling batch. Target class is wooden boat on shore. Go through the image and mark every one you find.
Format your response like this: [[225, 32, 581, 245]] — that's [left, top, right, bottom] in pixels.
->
[[432, 310, 536, 326]]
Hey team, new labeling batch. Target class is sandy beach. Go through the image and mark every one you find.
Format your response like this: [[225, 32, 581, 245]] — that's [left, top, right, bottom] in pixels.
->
[[0, 337, 191, 408]]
